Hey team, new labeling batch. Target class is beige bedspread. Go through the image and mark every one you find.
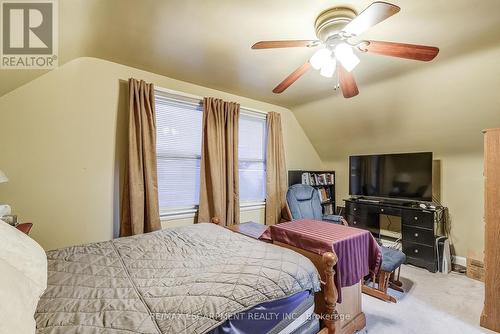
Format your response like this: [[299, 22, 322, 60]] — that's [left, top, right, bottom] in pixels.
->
[[35, 223, 320, 333]]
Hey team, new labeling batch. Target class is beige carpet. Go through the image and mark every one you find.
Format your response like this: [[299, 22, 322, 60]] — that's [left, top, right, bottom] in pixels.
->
[[361, 264, 495, 334]]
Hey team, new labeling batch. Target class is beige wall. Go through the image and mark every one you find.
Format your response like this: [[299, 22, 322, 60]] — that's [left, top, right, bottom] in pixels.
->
[[0, 57, 322, 250], [324, 152, 484, 257]]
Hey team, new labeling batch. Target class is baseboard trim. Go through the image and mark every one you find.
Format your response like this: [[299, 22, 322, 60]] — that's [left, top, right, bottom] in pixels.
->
[[453, 255, 466, 267]]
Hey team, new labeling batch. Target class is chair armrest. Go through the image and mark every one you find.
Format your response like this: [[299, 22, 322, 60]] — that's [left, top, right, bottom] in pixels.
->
[[323, 215, 343, 223], [323, 215, 349, 226]]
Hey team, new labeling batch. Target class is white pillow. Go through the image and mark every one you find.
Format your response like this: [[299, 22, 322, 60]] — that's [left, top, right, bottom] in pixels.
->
[[0, 220, 47, 334]]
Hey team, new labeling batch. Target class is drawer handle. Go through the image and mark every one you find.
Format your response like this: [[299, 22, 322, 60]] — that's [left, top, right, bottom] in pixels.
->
[[354, 208, 357, 211], [414, 233, 419, 238], [353, 221, 357, 225], [381, 209, 384, 212], [414, 249, 419, 254], [414, 216, 418, 221]]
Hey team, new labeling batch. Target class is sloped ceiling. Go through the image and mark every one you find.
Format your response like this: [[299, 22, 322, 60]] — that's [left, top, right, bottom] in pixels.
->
[[293, 45, 500, 160], [2, 0, 500, 109], [1, 0, 499, 162]]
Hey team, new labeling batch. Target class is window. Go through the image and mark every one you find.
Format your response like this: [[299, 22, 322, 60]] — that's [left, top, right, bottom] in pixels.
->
[[238, 113, 267, 203], [155, 90, 267, 214], [155, 92, 203, 212]]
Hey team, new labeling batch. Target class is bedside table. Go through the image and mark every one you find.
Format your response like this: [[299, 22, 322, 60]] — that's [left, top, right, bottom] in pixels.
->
[[15, 223, 33, 235]]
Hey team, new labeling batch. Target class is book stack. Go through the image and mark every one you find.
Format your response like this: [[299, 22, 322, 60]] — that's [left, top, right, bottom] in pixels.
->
[[317, 187, 332, 203], [300, 172, 335, 186]]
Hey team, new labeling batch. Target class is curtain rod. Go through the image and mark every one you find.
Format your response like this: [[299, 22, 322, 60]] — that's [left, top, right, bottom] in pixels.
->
[[154, 85, 268, 116]]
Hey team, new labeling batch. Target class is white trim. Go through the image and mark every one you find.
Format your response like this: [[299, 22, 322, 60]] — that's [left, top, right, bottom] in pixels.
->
[[154, 86, 268, 116], [240, 202, 266, 211], [453, 255, 467, 267], [154, 86, 204, 103], [241, 107, 267, 119], [160, 207, 197, 221], [160, 202, 265, 220]]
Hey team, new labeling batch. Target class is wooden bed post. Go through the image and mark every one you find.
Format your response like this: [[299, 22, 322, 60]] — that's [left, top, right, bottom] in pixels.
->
[[322, 252, 339, 334]]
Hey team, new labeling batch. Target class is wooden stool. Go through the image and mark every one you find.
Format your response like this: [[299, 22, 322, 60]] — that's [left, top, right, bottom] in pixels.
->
[[362, 246, 406, 303]]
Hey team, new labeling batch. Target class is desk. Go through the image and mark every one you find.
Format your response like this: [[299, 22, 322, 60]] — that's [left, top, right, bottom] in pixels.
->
[[345, 199, 444, 272]]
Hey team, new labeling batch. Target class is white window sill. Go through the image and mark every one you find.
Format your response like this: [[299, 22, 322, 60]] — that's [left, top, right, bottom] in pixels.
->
[[240, 201, 266, 211], [160, 208, 197, 221], [160, 202, 266, 221]]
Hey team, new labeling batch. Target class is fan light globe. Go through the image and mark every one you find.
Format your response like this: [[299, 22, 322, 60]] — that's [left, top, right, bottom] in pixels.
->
[[334, 43, 360, 72], [310, 48, 332, 70], [320, 57, 336, 78]]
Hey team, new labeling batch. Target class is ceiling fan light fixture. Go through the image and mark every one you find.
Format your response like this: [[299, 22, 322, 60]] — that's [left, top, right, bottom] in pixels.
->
[[334, 43, 360, 72], [310, 48, 332, 70], [251, 2, 439, 97], [320, 57, 336, 78]]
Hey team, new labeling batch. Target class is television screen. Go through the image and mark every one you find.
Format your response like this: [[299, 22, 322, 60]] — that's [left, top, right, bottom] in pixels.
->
[[349, 152, 433, 202]]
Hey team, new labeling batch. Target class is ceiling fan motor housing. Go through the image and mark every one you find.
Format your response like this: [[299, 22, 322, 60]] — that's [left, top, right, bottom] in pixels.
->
[[315, 7, 357, 41]]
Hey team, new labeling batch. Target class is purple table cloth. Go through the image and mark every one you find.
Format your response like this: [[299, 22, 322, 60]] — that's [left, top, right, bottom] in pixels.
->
[[270, 219, 382, 302]]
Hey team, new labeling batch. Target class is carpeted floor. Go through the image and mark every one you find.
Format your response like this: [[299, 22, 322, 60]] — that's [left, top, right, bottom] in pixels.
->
[[361, 264, 495, 334]]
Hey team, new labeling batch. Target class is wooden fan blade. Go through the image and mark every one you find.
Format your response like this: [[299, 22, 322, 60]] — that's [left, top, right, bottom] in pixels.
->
[[252, 40, 319, 49], [363, 40, 439, 61], [273, 62, 311, 94], [338, 64, 359, 98], [343, 2, 400, 36]]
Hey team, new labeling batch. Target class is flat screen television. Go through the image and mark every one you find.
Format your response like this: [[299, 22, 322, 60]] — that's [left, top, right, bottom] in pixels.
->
[[349, 152, 433, 202]]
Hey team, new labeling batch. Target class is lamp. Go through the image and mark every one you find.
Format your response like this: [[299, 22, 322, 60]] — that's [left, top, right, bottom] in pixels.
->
[[0, 170, 8, 184], [334, 43, 360, 72]]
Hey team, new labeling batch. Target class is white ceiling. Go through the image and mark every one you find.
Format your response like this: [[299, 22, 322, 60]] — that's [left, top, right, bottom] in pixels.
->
[[2, 0, 500, 108]]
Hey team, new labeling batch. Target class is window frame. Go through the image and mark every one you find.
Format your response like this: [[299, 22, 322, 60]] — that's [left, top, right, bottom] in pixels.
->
[[155, 90, 203, 217], [238, 110, 267, 205], [154, 88, 267, 219]]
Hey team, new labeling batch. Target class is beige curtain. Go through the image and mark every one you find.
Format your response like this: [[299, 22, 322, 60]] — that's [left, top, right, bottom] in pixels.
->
[[198, 97, 240, 226], [265, 112, 288, 225], [120, 78, 161, 236]]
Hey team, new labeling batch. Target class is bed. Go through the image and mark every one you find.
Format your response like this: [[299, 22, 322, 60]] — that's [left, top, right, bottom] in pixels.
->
[[34, 222, 323, 334]]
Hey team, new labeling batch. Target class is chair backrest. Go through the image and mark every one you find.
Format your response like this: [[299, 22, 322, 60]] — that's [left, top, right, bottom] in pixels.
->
[[286, 184, 323, 220]]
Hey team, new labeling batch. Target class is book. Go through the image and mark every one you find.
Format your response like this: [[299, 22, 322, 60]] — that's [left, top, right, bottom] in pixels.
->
[[301, 172, 336, 186], [301, 173, 309, 185]]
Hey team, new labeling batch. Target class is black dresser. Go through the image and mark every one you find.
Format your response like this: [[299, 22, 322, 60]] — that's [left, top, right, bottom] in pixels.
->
[[344, 198, 444, 273]]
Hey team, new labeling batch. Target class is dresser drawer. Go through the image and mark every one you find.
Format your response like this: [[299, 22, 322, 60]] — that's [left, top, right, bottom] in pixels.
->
[[402, 225, 435, 246], [345, 203, 368, 221], [376, 206, 402, 217], [345, 202, 365, 217], [347, 214, 363, 227], [403, 242, 435, 263], [402, 210, 434, 230]]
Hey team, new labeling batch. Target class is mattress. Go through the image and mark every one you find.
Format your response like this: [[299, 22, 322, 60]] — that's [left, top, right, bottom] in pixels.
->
[[209, 290, 316, 334], [35, 223, 321, 333]]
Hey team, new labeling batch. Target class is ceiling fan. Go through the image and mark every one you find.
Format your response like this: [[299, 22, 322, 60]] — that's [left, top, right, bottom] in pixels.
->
[[251, 1, 439, 98]]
